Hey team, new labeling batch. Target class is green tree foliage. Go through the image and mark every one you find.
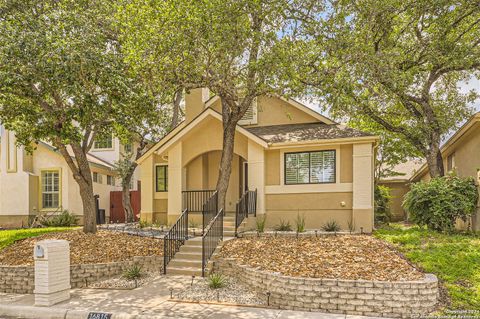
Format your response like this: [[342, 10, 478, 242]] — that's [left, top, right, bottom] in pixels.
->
[[287, 0, 480, 178], [403, 175, 479, 231], [0, 0, 171, 232], [118, 0, 291, 210], [374, 185, 392, 225]]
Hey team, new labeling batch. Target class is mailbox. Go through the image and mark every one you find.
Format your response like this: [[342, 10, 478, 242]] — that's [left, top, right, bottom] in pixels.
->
[[34, 240, 71, 306]]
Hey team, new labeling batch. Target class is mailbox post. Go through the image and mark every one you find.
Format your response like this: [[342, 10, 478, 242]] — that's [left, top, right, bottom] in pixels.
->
[[34, 240, 71, 306]]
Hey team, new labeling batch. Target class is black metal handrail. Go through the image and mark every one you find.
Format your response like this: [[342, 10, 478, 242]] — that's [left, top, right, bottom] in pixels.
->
[[163, 209, 189, 274], [202, 191, 218, 233], [182, 190, 216, 212], [235, 189, 257, 236], [201, 208, 224, 277]]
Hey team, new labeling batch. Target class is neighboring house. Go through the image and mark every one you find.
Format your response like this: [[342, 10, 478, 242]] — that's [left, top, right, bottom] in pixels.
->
[[0, 127, 138, 228], [137, 89, 378, 232], [410, 112, 480, 230], [378, 160, 424, 221], [382, 112, 480, 230]]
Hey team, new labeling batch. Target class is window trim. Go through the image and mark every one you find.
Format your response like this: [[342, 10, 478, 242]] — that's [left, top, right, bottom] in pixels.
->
[[155, 164, 168, 192], [92, 134, 114, 151], [283, 150, 336, 185], [39, 168, 62, 211]]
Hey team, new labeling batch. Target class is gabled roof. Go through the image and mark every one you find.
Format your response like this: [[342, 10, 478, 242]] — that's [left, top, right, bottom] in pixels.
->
[[247, 122, 374, 145], [136, 108, 268, 164], [204, 95, 336, 125], [410, 112, 480, 181], [38, 141, 115, 171]]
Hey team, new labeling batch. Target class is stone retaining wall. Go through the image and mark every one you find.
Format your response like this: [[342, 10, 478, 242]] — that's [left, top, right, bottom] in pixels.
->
[[0, 256, 163, 294], [214, 258, 439, 318]]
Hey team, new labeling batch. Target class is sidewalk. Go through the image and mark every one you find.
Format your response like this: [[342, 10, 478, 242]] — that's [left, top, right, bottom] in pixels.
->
[[0, 276, 385, 319]]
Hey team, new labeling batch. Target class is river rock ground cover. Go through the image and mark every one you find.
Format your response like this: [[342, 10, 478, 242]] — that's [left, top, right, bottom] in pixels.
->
[[219, 235, 423, 281], [0, 229, 163, 266]]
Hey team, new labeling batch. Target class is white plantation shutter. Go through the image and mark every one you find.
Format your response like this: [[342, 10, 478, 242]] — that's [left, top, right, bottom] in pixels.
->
[[238, 98, 258, 125], [285, 150, 336, 184]]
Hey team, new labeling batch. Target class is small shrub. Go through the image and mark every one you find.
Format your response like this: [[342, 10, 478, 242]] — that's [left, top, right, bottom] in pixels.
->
[[40, 210, 78, 227], [321, 220, 340, 232], [403, 174, 479, 232], [138, 220, 151, 228], [208, 273, 226, 289], [295, 214, 306, 233], [123, 264, 144, 281], [275, 219, 292, 231], [256, 215, 267, 233], [375, 185, 392, 225], [189, 219, 199, 228], [347, 219, 355, 233]]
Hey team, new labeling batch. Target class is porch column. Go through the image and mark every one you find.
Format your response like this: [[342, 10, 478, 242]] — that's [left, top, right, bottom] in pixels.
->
[[139, 155, 154, 222], [247, 140, 265, 215], [168, 142, 183, 223], [352, 143, 374, 232]]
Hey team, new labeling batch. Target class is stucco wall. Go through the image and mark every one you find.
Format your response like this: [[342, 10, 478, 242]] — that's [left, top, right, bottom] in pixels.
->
[[208, 96, 320, 126], [265, 193, 353, 229], [378, 181, 409, 222], [214, 258, 439, 318]]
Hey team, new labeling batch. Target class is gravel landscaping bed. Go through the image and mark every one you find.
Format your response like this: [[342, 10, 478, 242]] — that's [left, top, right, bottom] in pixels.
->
[[0, 230, 163, 266], [88, 273, 160, 289], [220, 235, 423, 281], [175, 275, 266, 306], [99, 223, 167, 238]]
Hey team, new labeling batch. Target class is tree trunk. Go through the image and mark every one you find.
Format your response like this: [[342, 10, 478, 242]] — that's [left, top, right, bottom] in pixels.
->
[[216, 120, 237, 212], [122, 182, 134, 223], [78, 178, 97, 233], [122, 165, 136, 223], [425, 146, 445, 178], [56, 141, 97, 233], [171, 89, 183, 128]]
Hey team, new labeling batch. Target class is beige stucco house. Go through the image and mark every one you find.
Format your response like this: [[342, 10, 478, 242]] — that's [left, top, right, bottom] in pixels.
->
[[137, 89, 378, 232], [381, 112, 480, 230], [409, 112, 480, 230], [0, 127, 137, 228]]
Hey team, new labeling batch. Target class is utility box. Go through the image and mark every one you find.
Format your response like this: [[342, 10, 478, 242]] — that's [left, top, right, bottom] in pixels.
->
[[34, 240, 71, 306]]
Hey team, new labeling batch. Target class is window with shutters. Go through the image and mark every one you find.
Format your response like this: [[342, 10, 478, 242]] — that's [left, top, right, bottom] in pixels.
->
[[284, 150, 336, 184], [238, 98, 258, 125]]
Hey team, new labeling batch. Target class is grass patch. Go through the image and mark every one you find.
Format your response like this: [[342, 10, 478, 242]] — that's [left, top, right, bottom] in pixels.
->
[[374, 224, 480, 310], [0, 227, 74, 250]]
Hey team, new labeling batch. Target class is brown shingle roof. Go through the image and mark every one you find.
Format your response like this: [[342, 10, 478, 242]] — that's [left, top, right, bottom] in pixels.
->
[[246, 122, 373, 144]]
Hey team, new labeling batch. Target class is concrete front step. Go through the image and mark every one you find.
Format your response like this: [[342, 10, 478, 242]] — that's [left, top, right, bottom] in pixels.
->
[[167, 266, 203, 276], [179, 245, 203, 253], [168, 258, 202, 268]]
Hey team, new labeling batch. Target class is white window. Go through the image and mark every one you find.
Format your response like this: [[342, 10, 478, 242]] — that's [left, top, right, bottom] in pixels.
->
[[93, 172, 103, 184], [238, 98, 258, 125], [93, 135, 113, 150], [285, 150, 336, 184], [107, 175, 115, 186], [41, 170, 60, 209]]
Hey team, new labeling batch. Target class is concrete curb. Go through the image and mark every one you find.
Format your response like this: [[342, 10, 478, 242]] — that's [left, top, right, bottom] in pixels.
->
[[0, 305, 156, 319]]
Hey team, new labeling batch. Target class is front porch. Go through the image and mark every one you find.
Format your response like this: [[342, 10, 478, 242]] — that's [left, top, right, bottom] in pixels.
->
[[139, 111, 267, 226]]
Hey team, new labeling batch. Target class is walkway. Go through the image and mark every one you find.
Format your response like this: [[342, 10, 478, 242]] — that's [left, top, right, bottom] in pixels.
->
[[0, 276, 385, 319]]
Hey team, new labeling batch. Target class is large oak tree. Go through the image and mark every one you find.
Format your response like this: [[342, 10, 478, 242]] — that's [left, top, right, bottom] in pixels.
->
[[119, 0, 292, 211], [0, 0, 170, 232], [288, 0, 480, 178]]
